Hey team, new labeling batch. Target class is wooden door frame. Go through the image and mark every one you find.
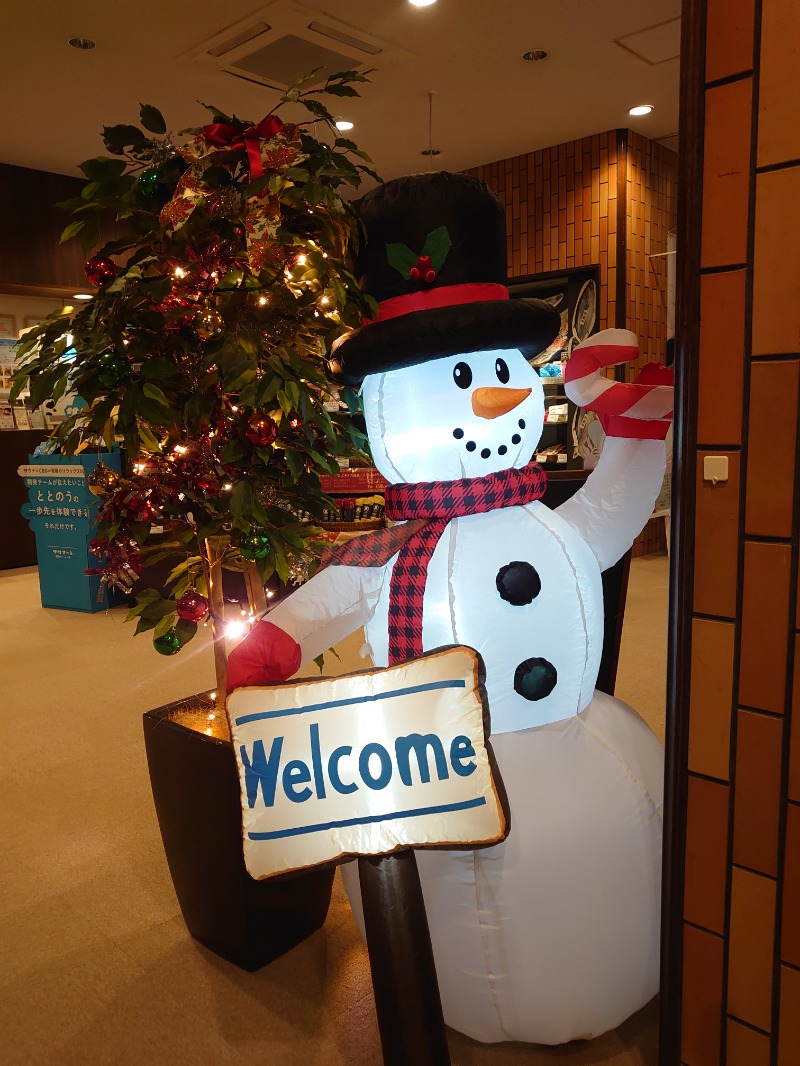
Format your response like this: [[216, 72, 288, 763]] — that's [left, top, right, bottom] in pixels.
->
[[659, 0, 706, 1062]]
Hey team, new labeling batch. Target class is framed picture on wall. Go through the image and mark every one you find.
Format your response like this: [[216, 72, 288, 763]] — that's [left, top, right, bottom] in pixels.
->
[[508, 265, 602, 468], [23, 316, 42, 330], [508, 265, 600, 369], [0, 315, 17, 339]]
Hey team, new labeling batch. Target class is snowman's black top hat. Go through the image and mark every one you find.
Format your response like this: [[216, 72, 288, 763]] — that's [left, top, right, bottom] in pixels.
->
[[329, 172, 560, 386]]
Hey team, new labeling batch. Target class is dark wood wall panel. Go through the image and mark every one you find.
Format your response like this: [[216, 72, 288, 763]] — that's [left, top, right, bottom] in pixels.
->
[[666, 0, 800, 1060], [0, 164, 86, 292]]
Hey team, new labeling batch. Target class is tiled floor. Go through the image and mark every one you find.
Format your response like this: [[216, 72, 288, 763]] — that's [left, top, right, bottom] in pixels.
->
[[0, 556, 667, 1065]]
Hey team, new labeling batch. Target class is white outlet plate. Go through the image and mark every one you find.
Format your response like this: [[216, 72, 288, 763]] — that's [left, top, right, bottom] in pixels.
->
[[703, 455, 729, 484]]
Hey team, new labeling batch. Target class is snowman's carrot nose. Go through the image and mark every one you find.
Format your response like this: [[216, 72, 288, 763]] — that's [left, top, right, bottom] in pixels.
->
[[471, 386, 531, 419]]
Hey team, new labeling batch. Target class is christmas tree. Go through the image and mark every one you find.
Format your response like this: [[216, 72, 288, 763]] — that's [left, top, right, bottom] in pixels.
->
[[12, 71, 378, 689]]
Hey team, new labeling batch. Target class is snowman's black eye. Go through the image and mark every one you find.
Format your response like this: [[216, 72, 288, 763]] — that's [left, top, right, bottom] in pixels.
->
[[495, 358, 510, 384], [453, 362, 473, 389]]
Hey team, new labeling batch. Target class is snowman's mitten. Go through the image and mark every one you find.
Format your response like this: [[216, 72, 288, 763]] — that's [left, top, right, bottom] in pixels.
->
[[597, 363, 674, 441], [225, 620, 301, 693]]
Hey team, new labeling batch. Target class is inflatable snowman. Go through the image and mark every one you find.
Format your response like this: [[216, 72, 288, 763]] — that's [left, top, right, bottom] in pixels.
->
[[228, 173, 670, 1045]]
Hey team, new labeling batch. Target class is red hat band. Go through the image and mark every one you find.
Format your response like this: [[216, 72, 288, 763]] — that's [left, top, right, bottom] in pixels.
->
[[366, 282, 509, 325]]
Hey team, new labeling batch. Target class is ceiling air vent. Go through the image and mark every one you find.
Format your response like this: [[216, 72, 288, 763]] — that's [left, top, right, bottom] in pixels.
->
[[185, 3, 399, 93], [229, 34, 366, 90], [207, 21, 271, 58], [307, 21, 382, 57]]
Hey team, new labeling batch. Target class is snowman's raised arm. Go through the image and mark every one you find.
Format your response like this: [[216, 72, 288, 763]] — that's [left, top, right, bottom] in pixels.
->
[[226, 564, 386, 691], [555, 329, 672, 572]]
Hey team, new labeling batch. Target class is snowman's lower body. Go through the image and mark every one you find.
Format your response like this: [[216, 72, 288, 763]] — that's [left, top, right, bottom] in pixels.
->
[[341, 689, 664, 1046]]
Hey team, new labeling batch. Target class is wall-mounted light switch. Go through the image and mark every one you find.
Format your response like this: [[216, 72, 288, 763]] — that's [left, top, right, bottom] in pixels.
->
[[703, 455, 729, 485]]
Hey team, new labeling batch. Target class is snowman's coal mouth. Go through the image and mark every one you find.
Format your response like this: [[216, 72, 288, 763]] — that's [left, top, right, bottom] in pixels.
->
[[453, 418, 527, 460]]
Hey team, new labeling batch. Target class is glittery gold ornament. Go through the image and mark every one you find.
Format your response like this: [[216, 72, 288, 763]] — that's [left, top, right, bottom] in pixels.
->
[[287, 554, 310, 586], [88, 462, 120, 497], [193, 307, 225, 339]]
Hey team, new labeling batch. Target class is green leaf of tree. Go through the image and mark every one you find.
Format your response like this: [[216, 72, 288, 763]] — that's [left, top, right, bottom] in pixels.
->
[[139, 104, 167, 134], [140, 358, 181, 381], [229, 479, 253, 519], [386, 242, 418, 278], [153, 613, 177, 639], [59, 220, 85, 245], [142, 382, 168, 405]]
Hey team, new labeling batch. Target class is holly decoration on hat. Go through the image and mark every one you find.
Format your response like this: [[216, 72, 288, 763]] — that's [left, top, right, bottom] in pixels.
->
[[387, 226, 452, 285], [11, 71, 379, 677]]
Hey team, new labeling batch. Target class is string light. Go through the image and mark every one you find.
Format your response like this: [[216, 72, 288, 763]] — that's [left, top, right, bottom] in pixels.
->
[[223, 482, 232, 491], [173, 266, 186, 278], [225, 620, 246, 639], [209, 691, 217, 699], [258, 296, 268, 305], [296, 254, 307, 266]]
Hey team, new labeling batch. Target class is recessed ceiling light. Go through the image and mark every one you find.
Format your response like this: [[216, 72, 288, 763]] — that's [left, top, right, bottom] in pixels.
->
[[522, 49, 548, 62], [628, 104, 654, 117], [409, 0, 437, 7], [68, 37, 96, 50], [72, 293, 93, 300], [335, 120, 354, 131]]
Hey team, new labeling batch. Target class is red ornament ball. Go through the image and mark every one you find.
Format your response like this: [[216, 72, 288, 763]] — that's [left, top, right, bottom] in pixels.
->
[[245, 415, 277, 446], [176, 590, 209, 622], [86, 256, 117, 287]]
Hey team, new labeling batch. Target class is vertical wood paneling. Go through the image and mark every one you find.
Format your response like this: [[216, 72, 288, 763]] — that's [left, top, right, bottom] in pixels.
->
[[464, 129, 678, 337], [626, 133, 677, 375], [672, 0, 800, 1060]]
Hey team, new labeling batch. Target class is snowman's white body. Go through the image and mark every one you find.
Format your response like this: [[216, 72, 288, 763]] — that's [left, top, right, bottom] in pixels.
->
[[267, 345, 665, 1045]]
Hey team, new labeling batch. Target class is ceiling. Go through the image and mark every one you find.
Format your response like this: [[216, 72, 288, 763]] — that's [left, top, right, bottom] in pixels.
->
[[3, 0, 680, 182]]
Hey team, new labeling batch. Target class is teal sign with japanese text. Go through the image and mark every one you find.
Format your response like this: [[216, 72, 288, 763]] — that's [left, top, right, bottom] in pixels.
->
[[19, 452, 123, 612]]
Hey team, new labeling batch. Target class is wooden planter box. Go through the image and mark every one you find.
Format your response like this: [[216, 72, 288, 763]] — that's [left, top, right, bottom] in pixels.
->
[[143, 696, 334, 970]]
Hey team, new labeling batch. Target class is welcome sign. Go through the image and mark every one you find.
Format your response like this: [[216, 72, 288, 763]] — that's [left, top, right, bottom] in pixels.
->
[[227, 646, 506, 879]]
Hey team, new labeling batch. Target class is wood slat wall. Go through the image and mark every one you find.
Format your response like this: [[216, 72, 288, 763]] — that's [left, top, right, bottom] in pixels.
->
[[627, 132, 678, 375], [464, 130, 620, 331]]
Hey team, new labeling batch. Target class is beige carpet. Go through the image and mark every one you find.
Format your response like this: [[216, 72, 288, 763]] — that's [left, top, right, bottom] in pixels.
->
[[0, 555, 667, 1065]]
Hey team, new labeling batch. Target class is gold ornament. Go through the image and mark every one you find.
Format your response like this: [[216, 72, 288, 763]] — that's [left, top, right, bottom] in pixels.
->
[[194, 307, 225, 340], [88, 462, 120, 497]]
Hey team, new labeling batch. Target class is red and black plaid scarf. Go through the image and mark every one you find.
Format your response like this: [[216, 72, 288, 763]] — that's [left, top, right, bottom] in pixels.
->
[[322, 463, 547, 664]]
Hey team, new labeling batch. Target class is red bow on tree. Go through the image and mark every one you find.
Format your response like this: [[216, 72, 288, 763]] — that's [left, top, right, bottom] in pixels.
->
[[199, 114, 285, 179]]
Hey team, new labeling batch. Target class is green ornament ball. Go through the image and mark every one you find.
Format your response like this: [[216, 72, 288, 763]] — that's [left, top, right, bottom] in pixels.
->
[[138, 167, 159, 196], [96, 351, 131, 388], [240, 531, 271, 560], [153, 628, 181, 656]]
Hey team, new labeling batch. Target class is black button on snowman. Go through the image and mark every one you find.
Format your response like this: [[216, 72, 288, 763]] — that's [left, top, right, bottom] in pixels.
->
[[260, 172, 669, 1045]]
